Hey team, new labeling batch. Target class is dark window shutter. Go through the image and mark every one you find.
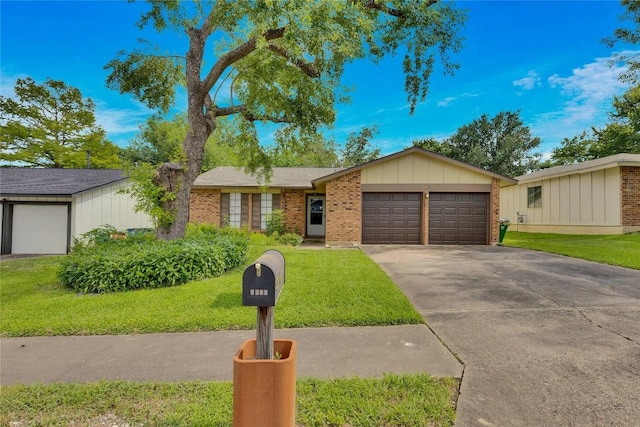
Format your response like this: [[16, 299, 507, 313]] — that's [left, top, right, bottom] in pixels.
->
[[272, 194, 281, 211], [220, 193, 230, 227], [252, 193, 261, 229], [241, 193, 249, 226]]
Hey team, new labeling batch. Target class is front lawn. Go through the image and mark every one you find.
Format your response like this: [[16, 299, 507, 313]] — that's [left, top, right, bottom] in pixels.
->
[[0, 244, 423, 337], [0, 375, 458, 426], [503, 231, 640, 269]]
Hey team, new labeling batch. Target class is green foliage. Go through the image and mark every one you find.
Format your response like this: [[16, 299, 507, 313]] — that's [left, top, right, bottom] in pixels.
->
[[605, 0, 640, 83], [0, 77, 121, 168], [58, 231, 248, 294], [268, 132, 340, 167], [542, 131, 595, 167], [105, 52, 183, 113], [118, 162, 176, 228], [340, 126, 381, 167], [412, 111, 542, 177], [0, 375, 457, 427], [73, 225, 156, 253], [592, 84, 640, 156], [120, 114, 186, 165], [265, 209, 287, 237], [276, 232, 304, 246], [76, 224, 120, 247], [120, 114, 241, 172], [412, 137, 453, 157]]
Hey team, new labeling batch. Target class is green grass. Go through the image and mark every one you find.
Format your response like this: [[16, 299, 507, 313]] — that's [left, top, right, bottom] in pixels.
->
[[0, 375, 458, 426], [503, 231, 640, 269], [0, 245, 423, 337]]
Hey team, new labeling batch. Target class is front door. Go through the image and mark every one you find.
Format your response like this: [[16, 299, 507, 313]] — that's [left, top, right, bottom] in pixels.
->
[[306, 196, 326, 236]]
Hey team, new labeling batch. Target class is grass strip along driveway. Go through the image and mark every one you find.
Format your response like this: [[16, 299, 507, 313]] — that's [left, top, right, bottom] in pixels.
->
[[1, 245, 457, 426], [0, 244, 422, 337], [504, 231, 640, 270], [1, 376, 457, 426]]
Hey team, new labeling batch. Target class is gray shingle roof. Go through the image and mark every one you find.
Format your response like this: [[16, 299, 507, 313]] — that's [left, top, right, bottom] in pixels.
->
[[514, 153, 640, 183], [0, 168, 127, 196], [193, 166, 342, 189]]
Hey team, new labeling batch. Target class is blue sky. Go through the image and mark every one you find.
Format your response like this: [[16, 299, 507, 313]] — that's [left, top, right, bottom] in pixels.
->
[[1, 1, 637, 158]]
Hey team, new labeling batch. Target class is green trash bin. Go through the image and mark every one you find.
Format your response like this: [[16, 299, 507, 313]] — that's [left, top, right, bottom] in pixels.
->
[[498, 219, 510, 244]]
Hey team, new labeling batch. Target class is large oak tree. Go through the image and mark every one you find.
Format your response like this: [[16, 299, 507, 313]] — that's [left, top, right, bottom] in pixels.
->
[[105, 0, 466, 239]]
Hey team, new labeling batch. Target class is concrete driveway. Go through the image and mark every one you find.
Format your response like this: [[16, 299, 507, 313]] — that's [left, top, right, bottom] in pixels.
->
[[362, 245, 640, 427]]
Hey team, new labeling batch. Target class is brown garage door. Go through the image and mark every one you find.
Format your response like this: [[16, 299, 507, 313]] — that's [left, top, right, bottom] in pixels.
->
[[362, 193, 421, 244], [429, 193, 488, 245]]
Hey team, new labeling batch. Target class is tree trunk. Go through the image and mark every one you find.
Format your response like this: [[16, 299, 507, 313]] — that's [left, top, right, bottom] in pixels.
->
[[155, 25, 214, 240], [156, 118, 210, 240]]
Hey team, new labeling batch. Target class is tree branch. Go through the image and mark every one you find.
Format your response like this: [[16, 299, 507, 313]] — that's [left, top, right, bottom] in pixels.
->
[[267, 42, 320, 78], [358, 0, 438, 18], [206, 103, 291, 124], [202, 27, 286, 93]]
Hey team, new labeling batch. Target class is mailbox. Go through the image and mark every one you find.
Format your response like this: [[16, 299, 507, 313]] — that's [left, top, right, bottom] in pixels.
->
[[242, 249, 285, 307]]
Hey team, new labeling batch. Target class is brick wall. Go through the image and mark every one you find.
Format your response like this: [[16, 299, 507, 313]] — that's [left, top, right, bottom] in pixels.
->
[[490, 178, 500, 244], [422, 192, 429, 244], [621, 166, 640, 227], [282, 189, 305, 234], [325, 171, 361, 245], [189, 189, 221, 224]]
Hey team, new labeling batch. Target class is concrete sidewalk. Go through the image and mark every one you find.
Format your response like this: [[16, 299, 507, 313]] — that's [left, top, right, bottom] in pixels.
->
[[0, 324, 463, 385]]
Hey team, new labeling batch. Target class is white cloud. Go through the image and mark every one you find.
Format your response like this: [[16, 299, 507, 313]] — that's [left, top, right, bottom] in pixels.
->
[[94, 101, 152, 137], [437, 92, 480, 107], [546, 52, 633, 125], [513, 71, 541, 90], [531, 50, 638, 149]]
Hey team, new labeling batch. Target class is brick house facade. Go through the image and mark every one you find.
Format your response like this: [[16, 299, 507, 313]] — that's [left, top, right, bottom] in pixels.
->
[[325, 171, 362, 245], [189, 148, 515, 245]]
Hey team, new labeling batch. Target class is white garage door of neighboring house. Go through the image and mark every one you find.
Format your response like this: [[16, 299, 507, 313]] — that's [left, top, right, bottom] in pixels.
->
[[12, 204, 69, 254]]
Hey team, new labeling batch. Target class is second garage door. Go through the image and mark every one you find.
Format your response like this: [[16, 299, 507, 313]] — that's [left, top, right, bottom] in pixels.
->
[[362, 193, 421, 244], [429, 192, 488, 245]]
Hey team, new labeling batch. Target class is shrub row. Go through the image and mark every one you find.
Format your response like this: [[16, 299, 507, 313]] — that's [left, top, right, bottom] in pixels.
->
[[59, 226, 248, 294]]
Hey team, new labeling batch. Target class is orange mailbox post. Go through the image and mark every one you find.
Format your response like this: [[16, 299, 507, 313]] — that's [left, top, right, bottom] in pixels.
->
[[233, 250, 296, 427]]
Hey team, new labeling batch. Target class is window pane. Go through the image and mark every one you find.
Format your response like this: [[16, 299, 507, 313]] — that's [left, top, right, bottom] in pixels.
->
[[527, 186, 542, 208], [310, 198, 323, 225], [261, 193, 272, 229], [229, 192, 241, 227]]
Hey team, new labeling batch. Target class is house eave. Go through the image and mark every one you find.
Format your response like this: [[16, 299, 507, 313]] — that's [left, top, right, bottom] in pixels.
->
[[516, 159, 640, 184]]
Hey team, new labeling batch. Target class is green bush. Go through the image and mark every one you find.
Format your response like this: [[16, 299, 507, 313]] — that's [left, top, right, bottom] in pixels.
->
[[265, 209, 287, 236], [277, 232, 303, 246], [72, 225, 156, 253], [59, 226, 248, 294]]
